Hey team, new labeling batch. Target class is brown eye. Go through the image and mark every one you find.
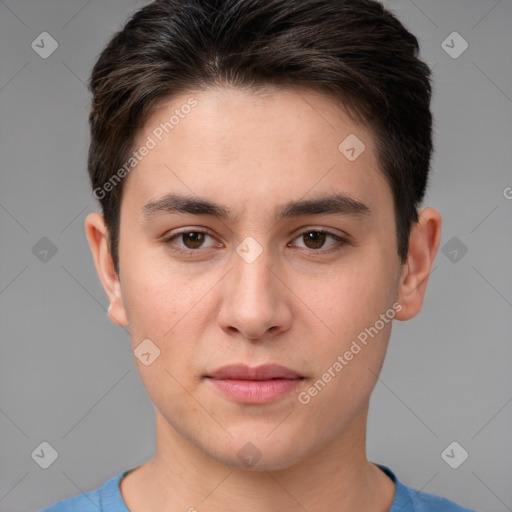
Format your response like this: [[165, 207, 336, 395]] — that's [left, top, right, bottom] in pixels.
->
[[180, 231, 206, 249], [302, 231, 327, 249], [164, 230, 218, 253], [290, 230, 348, 253]]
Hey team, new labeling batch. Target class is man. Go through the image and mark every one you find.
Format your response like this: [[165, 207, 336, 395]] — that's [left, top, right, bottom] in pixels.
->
[[41, 0, 476, 510]]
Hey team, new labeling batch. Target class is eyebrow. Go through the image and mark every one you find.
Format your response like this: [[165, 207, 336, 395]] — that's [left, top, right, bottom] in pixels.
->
[[141, 192, 371, 223]]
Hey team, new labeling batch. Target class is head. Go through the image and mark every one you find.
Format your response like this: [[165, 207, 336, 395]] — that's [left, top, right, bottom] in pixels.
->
[[85, 0, 441, 470]]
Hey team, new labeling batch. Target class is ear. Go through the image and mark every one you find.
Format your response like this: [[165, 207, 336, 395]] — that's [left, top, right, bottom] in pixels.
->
[[395, 207, 442, 321], [84, 212, 128, 327]]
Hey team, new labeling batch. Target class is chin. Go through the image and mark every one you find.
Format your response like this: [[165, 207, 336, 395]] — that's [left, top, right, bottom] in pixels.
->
[[207, 431, 309, 472]]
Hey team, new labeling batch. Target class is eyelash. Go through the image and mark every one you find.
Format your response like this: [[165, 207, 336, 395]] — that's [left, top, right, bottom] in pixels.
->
[[162, 229, 349, 255]]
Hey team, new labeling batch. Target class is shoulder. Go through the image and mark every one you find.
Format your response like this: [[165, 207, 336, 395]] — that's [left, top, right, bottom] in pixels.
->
[[395, 483, 477, 511], [38, 470, 130, 512], [377, 465, 478, 512], [38, 489, 101, 512]]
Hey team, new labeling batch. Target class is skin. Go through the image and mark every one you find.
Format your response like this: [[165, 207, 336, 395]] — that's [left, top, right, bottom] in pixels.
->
[[85, 86, 442, 512]]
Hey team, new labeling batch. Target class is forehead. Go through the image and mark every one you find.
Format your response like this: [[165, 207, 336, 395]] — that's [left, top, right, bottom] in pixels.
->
[[124, 85, 391, 223]]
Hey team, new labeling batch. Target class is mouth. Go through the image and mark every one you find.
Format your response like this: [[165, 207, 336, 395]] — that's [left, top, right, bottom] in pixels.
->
[[205, 364, 305, 404]]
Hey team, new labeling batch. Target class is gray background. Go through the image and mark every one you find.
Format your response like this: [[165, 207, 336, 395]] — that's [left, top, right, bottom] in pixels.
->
[[0, 0, 511, 511]]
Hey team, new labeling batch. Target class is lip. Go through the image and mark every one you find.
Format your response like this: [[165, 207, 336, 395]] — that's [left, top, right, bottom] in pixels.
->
[[207, 364, 302, 380], [205, 364, 304, 404]]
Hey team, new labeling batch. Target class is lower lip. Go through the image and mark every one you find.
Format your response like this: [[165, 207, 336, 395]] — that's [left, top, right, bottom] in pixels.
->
[[207, 378, 303, 404]]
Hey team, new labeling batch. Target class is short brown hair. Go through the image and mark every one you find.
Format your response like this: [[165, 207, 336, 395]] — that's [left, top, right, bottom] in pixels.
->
[[87, 0, 433, 275]]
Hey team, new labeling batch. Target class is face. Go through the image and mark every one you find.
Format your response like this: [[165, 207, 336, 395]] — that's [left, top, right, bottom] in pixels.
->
[[98, 86, 408, 470]]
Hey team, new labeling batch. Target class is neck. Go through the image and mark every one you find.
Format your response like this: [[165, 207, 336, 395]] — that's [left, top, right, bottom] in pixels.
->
[[121, 406, 395, 511]]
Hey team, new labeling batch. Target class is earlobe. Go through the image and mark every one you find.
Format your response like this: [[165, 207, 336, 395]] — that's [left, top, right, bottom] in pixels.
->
[[84, 212, 129, 327], [394, 207, 442, 321]]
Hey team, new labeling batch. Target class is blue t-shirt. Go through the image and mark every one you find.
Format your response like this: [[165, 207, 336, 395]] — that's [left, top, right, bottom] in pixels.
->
[[39, 464, 476, 511]]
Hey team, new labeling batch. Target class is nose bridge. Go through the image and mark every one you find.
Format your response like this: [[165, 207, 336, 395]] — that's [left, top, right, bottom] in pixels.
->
[[231, 239, 276, 307], [217, 237, 289, 339]]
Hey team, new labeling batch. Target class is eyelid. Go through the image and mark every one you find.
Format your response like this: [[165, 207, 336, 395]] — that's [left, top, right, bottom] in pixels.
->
[[163, 228, 221, 251], [289, 225, 349, 241], [289, 229, 349, 252]]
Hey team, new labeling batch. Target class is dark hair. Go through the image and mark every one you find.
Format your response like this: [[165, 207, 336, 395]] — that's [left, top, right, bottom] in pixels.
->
[[88, 0, 433, 275]]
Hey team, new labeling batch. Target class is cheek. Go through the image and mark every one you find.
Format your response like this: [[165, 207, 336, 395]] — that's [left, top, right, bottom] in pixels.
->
[[120, 248, 209, 337], [296, 301, 394, 433], [120, 265, 210, 404], [296, 255, 395, 340], [292, 251, 397, 407]]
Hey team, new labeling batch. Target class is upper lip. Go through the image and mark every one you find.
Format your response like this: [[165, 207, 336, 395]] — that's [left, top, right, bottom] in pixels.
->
[[207, 364, 303, 380]]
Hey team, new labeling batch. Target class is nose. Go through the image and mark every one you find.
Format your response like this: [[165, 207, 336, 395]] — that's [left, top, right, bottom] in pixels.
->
[[216, 247, 292, 341]]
